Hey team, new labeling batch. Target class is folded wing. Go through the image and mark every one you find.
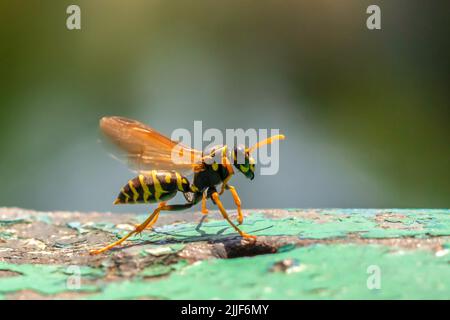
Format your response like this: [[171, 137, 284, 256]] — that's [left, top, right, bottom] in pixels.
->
[[100, 116, 203, 176]]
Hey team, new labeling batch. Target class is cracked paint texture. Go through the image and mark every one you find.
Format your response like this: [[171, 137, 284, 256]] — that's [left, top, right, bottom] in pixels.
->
[[0, 208, 449, 299], [89, 244, 450, 299], [91, 209, 450, 242], [0, 263, 103, 300]]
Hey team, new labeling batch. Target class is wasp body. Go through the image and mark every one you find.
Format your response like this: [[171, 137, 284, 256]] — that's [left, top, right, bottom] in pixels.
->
[[90, 117, 284, 254], [115, 171, 190, 205]]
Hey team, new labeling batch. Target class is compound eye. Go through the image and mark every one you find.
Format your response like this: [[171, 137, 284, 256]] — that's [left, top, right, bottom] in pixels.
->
[[239, 164, 249, 173]]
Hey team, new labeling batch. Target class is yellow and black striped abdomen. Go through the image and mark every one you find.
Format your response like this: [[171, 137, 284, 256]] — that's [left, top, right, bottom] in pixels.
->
[[114, 170, 190, 204]]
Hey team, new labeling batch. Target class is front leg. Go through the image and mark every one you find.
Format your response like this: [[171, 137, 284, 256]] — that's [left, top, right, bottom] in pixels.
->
[[209, 188, 255, 240], [219, 174, 232, 195], [226, 185, 244, 224]]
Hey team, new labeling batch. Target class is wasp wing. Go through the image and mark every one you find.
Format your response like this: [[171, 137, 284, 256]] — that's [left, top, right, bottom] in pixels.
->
[[99, 116, 203, 176]]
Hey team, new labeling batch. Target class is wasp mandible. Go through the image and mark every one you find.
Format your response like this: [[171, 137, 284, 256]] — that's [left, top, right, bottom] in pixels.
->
[[90, 116, 285, 254]]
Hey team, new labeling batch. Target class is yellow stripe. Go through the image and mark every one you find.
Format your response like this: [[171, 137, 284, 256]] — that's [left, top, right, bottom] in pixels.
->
[[175, 172, 183, 191], [191, 184, 199, 192], [128, 180, 139, 202], [165, 173, 172, 184], [120, 188, 130, 204], [212, 162, 219, 171], [152, 170, 168, 201], [121, 188, 130, 199], [139, 175, 151, 202]]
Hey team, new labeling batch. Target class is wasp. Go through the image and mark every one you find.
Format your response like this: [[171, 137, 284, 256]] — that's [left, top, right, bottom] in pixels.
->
[[90, 116, 285, 254]]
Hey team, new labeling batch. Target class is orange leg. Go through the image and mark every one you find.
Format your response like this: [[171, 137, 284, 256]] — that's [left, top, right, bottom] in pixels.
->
[[135, 208, 163, 230], [227, 185, 244, 224], [201, 192, 209, 214], [219, 175, 232, 195], [89, 202, 166, 255], [211, 192, 256, 240]]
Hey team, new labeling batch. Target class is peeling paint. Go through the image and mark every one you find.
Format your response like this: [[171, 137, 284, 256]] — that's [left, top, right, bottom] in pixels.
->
[[94, 209, 450, 243], [89, 244, 450, 299], [139, 260, 188, 278], [141, 244, 185, 257], [0, 263, 103, 297], [0, 218, 29, 227], [0, 208, 449, 300]]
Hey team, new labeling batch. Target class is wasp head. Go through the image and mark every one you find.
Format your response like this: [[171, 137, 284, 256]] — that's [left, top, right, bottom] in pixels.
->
[[233, 145, 255, 180]]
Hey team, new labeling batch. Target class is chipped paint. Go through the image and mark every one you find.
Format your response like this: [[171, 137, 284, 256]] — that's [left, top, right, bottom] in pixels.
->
[[67, 221, 90, 234], [0, 263, 103, 298], [89, 244, 450, 299], [139, 260, 188, 278], [142, 244, 185, 257], [103, 209, 450, 243], [0, 218, 29, 227], [0, 208, 449, 299]]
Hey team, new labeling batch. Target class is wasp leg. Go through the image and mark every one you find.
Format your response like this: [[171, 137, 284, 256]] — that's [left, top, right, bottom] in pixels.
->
[[201, 192, 209, 214], [90, 202, 195, 255], [136, 208, 163, 230], [89, 202, 167, 255], [219, 175, 232, 195], [225, 185, 244, 224], [211, 192, 256, 240]]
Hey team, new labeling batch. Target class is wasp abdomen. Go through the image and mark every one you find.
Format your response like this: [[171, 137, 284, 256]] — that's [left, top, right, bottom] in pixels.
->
[[114, 170, 190, 204]]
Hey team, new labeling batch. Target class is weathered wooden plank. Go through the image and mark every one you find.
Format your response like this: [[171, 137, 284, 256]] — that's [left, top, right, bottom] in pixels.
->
[[0, 207, 449, 299]]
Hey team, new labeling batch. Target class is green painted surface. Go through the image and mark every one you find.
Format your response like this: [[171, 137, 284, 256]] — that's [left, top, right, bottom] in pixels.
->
[[89, 244, 450, 299], [0, 209, 449, 299], [0, 218, 30, 227], [0, 263, 103, 299], [139, 260, 188, 278], [140, 243, 185, 257], [91, 209, 450, 242], [3, 243, 447, 299]]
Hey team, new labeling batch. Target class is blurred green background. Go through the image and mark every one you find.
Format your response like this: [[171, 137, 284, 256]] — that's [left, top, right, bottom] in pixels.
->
[[0, 1, 448, 213]]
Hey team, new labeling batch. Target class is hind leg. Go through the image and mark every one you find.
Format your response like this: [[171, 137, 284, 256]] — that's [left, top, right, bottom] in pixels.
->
[[90, 202, 167, 255], [90, 201, 194, 255], [136, 209, 162, 230]]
